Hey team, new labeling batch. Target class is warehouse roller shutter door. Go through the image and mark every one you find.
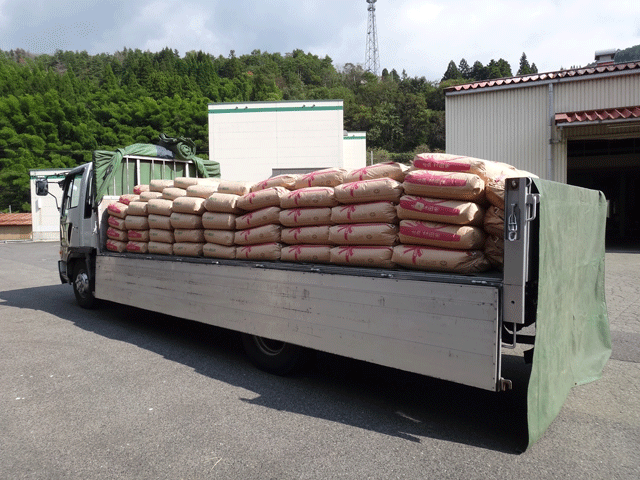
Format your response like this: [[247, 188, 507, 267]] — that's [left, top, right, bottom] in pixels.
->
[[567, 137, 640, 247]]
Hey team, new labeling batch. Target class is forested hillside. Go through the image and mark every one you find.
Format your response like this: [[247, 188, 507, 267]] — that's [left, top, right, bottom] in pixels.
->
[[2, 47, 526, 212]]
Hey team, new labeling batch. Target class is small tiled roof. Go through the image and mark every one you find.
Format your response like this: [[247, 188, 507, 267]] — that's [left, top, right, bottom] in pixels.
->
[[0, 213, 32, 226], [445, 61, 640, 93], [555, 106, 640, 125]]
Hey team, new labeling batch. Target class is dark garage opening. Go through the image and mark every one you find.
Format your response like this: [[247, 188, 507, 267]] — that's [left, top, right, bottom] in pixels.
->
[[567, 137, 640, 248]]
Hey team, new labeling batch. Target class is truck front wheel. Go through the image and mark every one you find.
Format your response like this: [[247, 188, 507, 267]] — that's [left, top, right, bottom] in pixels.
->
[[241, 334, 309, 375], [72, 262, 96, 309]]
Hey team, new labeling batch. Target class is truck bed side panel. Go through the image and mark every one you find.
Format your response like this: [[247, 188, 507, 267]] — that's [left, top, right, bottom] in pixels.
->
[[95, 255, 501, 391]]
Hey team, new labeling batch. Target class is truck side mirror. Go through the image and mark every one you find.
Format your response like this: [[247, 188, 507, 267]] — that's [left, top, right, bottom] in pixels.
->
[[36, 179, 49, 196]]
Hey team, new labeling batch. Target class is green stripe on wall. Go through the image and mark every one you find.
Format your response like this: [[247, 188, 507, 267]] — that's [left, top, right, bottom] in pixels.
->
[[209, 105, 343, 114], [343, 136, 366, 140]]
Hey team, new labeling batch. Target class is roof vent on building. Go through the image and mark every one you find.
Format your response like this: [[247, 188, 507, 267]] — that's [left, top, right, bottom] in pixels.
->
[[595, 49, 617, 65]]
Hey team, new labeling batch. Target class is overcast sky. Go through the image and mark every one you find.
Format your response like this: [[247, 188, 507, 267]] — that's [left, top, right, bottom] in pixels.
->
[[1, 0, 639, 81]]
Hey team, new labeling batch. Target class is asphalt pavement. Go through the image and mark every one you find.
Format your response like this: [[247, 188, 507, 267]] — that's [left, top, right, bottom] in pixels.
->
[[0, 241, 638, 479]]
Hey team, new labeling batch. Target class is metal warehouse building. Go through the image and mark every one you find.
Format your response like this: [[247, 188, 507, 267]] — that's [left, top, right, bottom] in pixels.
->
[[445, 53, 640, 245]]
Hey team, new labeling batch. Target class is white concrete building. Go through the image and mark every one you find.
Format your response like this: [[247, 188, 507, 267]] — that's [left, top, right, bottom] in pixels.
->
[[30, 168, 70, 241], [208, 100, 366, 182]]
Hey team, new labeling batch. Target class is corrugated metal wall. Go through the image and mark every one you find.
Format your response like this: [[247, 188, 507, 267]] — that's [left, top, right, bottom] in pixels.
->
[[446, 85, 549, 178], [555, 74, 640, 112]]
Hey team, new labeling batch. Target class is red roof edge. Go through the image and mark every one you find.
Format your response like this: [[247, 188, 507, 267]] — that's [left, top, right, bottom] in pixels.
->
[[445, 61, 640, 93], [555, 105, 640, 125]]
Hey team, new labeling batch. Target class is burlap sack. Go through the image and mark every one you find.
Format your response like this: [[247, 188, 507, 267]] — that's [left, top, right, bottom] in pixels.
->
[[118, 194, 140, 205], [172, 196, 206, 215], [279, 207, 333, 227], [484, 235, 504, 270], [106, 239, 127, 253], [329, 223, 398, 246], [295, 168, 347, 189], [203, 243, 236, 259], [392, 245, 491, 274], [236, 242, 282, 261], [173, 242, 204, 257], [150, 179, 174, 192], [187, 184, 219, 199], [204, 229, 235, 246], [330, 246, 395, 269], [170, 212, 203, 229], [398, 220, 486, 250], [162, 187, 187, 201], [107, 215, 126, 230], [484, 206, 505, 238], [281, 245, 331, 263], [281, 226, 331, 245], [217, 180, 253, 196], [148, 241, 173, 255], [204, 193, 243, 214], [107, 227, 128, 242], [344, 162, 408, 183], [235, 224, 281, 245], [125, 215, 149, 231], [147, 199, 173, 216], [238, 187, 288, 211], [251, 174, 299, 192], [149, 228, 175, 243], [173, 177, 199, 190], [403, 170, 485, 202], [236, 206, 281, 230], [127, 229, 150, 242], [126, 241, 148, 254], [485, 169, 539, 209], [147, 215, 173, 231], [397, 195, 484, 226], [413, 153, 516, 183], [202, 212, 236, 230], [133, 184, 150, 195], [174, 229, 205, 243], [127, 201, 149, 216], [334, 178, 403, 204], [107, 202, 128, 219], [280, 187, 338, 209], [331, 201, 398, 224], [139, 191, 163, 202]]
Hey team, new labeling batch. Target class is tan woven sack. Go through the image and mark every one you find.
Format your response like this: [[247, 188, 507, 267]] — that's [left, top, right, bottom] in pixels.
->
[[279, 207, 333, 227], [281, 245, 331, 263], [281, 226, 331, 245]]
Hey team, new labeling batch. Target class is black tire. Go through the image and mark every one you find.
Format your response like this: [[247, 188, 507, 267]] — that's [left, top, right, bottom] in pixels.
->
[[241, 333, 310, 375], [72, 262, 96, 309]]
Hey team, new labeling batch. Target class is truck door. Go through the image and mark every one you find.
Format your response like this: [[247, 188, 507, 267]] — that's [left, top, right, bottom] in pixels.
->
[[60, 169, 85, 252]]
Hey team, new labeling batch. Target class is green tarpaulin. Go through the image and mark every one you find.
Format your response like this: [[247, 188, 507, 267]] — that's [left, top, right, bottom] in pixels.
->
[[527, 178, 611, 448], [94, 135, 220, 203]]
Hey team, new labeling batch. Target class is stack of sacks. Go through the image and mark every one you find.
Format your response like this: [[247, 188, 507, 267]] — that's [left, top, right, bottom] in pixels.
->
[[234, 186, 287, 261], [201, 180, 251, 259], [120, 193, 150, 254], [147, 179, 176, 255], [276, 168, 345, 263], [392, 152, 536, 274], [330, 165, 405, 268], [279, 185, 338, 264], [391, 153, 493, 273], [106, 200, 129, 252]]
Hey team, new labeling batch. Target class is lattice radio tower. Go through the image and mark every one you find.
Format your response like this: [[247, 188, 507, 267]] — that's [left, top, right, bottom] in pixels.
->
[[365, 0, 380, 76]]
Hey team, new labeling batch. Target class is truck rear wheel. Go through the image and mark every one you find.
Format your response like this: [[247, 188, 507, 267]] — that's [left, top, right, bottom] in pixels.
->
[[241, 334, 309, 375], [72, 262, 96, 309]]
